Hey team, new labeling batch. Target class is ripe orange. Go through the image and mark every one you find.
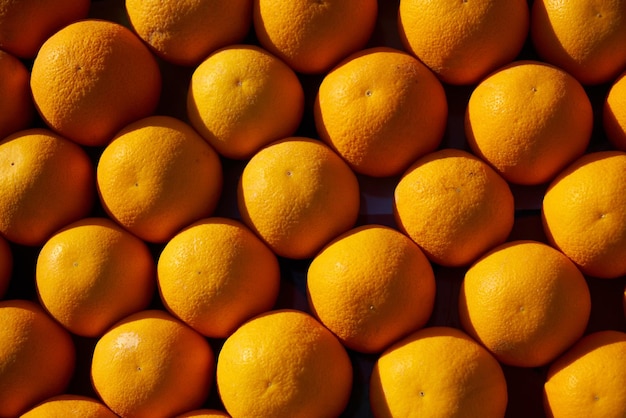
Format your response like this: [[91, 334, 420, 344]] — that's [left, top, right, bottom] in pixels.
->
[[216, 309, 353, 417], [97, 115, 223, 244], [603, 70, 626, 151], [91, 309, 214, 418], [0, 236, 11, 299], [237, 137, 360, 259], [465, 60, 593, 185], [398, 0, 529, 85], [531, 0, 626, 85], [253, 0, 378, 74], [0, 50, 33, 140], [157, 217, 280, 338], [314, 47, 448, 177], [187, 45, 304, 159], [544, 330, 626, 418], [307, 224, 436, 353], [20, 394, 118, 418], [176, 410, 230, 418], [459, 240, 591, 368], [30, 19, 161, 146], [36, 217, 156, 337], [0, 129, 94, 246], [542, 151, 626, 279], [394, 148, 514, 267], [369, 326, 508, 418], [0, 299, 75, 417]]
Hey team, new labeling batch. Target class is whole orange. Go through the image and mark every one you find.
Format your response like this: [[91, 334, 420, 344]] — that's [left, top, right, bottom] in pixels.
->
[[20, 394, 118, 418], [176, 410, 230, 418], [0, 236, 11, 299], [603, 71, 626, 151], [0, 50, 33, 140]]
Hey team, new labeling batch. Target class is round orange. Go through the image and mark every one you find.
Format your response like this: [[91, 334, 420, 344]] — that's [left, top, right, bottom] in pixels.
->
[[20, 394, 118, 418], [0, 235, 11, 299], [0, 50, 33, 140], [176, 409, 230, 418], [603, 70, 626, 151]]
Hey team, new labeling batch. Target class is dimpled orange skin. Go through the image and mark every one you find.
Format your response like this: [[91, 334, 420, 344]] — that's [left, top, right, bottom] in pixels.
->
[[20, 394, 118, 418], [0, 50, 33, 140], [603, 71, 626, 151], [0, 236, 11, 299]]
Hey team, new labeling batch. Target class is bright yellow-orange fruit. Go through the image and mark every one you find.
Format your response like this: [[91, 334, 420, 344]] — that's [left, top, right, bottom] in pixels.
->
[[544, 330, 626, 418], [0, 299, 75, 417], [603, 71, 626, 151], [314, 47, 448, 177], [465, 60, 593, 185], [216, 309, 353, 417], [0, 236, 11, 299], [20, 394, 118, 418], [370, 326, 508, 418], [0, 50, 33, 140], [97, 115, 223, 244], [187, 45, 304, 159], [176, 410, 230, 418], [91, 309, 214, 418], [542, 151, 626, 279], [394, 148, 514, 267], [398, 0, 529, 85], [30, 19, 161, 146], [459, 240, 591, 368]]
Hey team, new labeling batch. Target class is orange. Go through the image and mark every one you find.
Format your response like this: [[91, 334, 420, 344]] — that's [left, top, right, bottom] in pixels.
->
[[253, 0, 378, 74], [157, 217, 280, 338], [237, 137, 360, 259], [187, 45, 304, 159], [544, 330, 626, 418], [603, 70, 626, 151], [91, 309, 214, 418], [459, 240, 591, 368], [20, 394, 118, 418], [314, 47, 448, 177], [542, 151, 626, 279], [0, 236, 11, 299], [306, 224, 436, 353], [531, 0, 626, 85], [126, 0, 252, 66], [0, 129, 94, 246], [370, 326, 508, 418], [0, 50, 33, 140], [216, 309, 353, 417], [398, 0, 529, 85], [36, 217, 156, 337], [30, 19, 161, 146], [465, 60, 593, 185], [0, 299, 75, 417], [97, 115, 223, 244], [0, 0, 90, 58], [177, 410, 230, 418], [394, 148, 514, 267]]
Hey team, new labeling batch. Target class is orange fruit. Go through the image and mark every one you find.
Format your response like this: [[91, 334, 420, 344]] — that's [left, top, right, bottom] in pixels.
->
[[544, 330, 626, 418], [306, 224, 436, 353], [20, 394, 118, 418], [187, 45, 304, 159], [0, 128, 94, 246], [0, 0, 90, 58], [314, 47, 448, 177], [459, 240, 591, 368], [125, 0, 252, 66], [0, 50, 33, 140], [370, 326, 508, 418], [91, 309, 214, 418], [0, 235, 11, 299], [253, 0, 378, 74], [216, 309, 353, 417], [603, 70, 626, 151], [542, 151, 626, 279], [398, 0, 529, 85], [0, 299, 75, 417], [157, 217, 280, 338], [36, 217, 156, 337], [394, 148, 514, 267], [30, 19, 161, 146], [237, 137, 360, 259], [176, 410, 230, 418], [97, 115, 223, 244], [465, 60, 593, 185]]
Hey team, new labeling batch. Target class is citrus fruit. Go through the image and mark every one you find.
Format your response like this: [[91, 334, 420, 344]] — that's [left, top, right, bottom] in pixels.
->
[[370, 326, 508, 418], [0, 236, 11, 299], [465, 60, 593, 185], [0, 129, 94, 246], [398, 0, 529, 85], [394, 148, 514, 267], [97, 115, 223, 244], [36, 217, 156, 337], [544, 330, 626, 418], [30, 19, 162, 146], [91, 309, 214, 418], [177, 410, 230, 418], [20, 394, 118, 418], [542, 151, 626, 279], [459, 240, 591, 367], [237, 137, 360, 259], [187, 45, 304, 159], [603, 70, 626, 151], [157, 217, 280, 338], [0, 299, 75, 417], [314, 46, 448, 177], [216, 309, 353, 418], [253, 0, 378, 74], [0, 50, 33, 140], [306, 224, 436, 353]]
